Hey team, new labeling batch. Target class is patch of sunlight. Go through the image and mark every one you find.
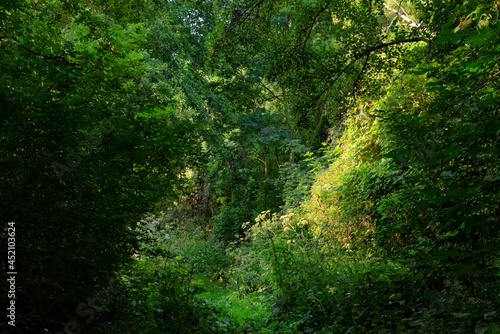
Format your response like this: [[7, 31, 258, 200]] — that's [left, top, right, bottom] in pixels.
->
[[193, 274, 272, 324]]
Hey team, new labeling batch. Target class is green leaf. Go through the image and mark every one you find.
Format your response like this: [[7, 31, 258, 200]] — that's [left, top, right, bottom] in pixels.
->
[[487, 324, 500, 333], [410, 67, 436, 75], [435, 34, 452, 44], [465, 33, 491, 46], [475, 327, 488, 334]]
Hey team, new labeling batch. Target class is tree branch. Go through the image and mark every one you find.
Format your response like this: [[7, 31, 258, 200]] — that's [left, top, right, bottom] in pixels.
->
[[259, 80, 283, 103], [323, 36, 428, 102], [299, 1, 332, 55], [365, 37, 428, 53], [10, 36, 79, 67], [61, 0, 78, 21], [392, 0, 412, 20], [384, 3, 420, 28], [351, 53, 371, 98], [217, 0, 267, 49], [307, 108, 326, 147]]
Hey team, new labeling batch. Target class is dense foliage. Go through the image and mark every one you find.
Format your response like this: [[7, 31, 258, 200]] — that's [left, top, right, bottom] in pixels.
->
[[1, 0, 499, 333]]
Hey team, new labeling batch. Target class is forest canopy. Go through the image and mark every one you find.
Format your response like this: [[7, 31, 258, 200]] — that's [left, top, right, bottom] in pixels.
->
[[1, 0, 499, 333]]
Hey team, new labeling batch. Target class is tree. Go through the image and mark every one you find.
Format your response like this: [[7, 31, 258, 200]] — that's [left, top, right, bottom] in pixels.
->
[[211, 0, 429, 148], [0, 0, 200, 332], [375, 0, 500, 281]]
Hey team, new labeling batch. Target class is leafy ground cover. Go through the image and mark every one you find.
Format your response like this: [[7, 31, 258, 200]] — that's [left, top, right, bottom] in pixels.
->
[[194, 274, 272, 326], [107, 213, 499, 333]]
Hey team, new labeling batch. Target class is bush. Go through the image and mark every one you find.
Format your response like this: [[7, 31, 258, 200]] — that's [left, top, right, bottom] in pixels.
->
[[98, 213, 239, 334]]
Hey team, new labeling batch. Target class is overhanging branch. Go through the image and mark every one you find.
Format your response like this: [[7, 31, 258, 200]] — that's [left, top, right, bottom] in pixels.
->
[[321, 36, 429, 106], [298, 1, 333, 54], [10, 36, 79, 67], [384, 3, 420, 28]]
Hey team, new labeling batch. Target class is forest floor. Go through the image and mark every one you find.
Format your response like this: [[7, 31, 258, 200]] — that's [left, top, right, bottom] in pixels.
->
[[193, 273, 273, 326]]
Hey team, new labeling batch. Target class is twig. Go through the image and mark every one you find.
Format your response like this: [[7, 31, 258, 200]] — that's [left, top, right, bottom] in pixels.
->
[[391, 0, 412, 21], [351, 53, 371, 98], [384, 3, 420, 28], [321, 36, 428, 106], [259, 80, 283, 103], [10, 36, 79, 67], [300, 1, 333, 55]]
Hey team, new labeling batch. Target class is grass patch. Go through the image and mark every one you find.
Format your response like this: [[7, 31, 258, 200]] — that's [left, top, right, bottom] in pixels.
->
[[193, 274, 272, 325]]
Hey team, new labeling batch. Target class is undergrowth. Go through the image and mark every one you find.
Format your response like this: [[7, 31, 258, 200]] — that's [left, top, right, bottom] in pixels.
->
[[95, 205, 500, 334]]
